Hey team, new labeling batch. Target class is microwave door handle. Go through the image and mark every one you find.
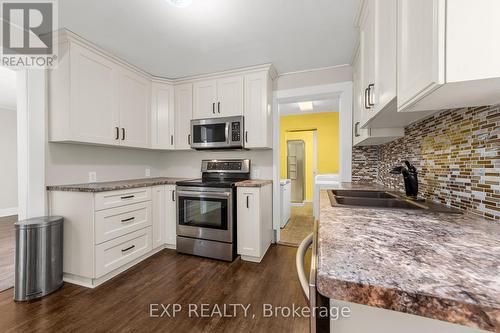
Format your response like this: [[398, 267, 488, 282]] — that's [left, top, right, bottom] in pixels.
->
[[225, 123, 230, 143]]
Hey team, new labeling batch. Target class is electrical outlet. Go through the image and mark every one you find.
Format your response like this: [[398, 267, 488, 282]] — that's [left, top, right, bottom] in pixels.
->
[[88, 171, 97, 183], [145, 168, 151, 177]]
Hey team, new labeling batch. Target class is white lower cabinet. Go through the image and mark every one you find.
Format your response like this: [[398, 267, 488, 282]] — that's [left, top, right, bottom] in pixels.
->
[[151, 185, 177, 249], [237, 184, 273, 262], [49, 185, 177, 288]]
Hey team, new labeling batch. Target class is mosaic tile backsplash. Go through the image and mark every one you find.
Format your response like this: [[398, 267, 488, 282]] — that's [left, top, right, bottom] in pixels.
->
[[352, 105, 500, 221]]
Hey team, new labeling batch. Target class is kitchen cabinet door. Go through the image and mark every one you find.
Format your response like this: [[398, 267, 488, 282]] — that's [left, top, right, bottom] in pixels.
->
[[174, 83, 193, 150], [69, 43, 120, 145], [151, 82, 175, 149], [151, 186, 165, 249], [397, 0, 444, 110], [164, 185, 177, 248], [244, 72, 272, 149], [217, 76, 244, 117], [359, 0, 375, 124], [237, 188, 260, 258], [193, 80, 217, 119], [118, 68, 151, 148]]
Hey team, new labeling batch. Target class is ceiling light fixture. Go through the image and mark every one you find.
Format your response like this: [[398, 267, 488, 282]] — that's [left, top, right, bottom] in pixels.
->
[[166, 0, 193, 8], [298, 101, 313, 112]]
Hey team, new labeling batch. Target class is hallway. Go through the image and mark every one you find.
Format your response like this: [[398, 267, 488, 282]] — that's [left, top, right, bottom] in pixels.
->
[[279, 203, 314, 246], [0, 215, 16, 292]]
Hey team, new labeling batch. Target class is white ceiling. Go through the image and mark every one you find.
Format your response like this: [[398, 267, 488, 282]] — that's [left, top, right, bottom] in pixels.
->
[[280, 98, 339, 116], [58, 0, 360, 78], [0, 67, 17, 111]]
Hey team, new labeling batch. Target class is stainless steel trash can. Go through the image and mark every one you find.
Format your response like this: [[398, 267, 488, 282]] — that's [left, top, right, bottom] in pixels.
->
[[14, 216, 64, 301]]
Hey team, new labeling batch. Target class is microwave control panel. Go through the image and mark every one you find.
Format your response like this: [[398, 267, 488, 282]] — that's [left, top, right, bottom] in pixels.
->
[[231, 121, 241, 142]]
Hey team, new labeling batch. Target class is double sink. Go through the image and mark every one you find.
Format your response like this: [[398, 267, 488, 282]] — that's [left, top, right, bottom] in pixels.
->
[[328, 189, 462, 213]]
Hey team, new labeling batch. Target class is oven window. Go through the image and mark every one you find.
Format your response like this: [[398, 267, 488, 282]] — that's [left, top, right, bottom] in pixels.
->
[[193, 124, 226, 143], [178, 196, 228, 230]]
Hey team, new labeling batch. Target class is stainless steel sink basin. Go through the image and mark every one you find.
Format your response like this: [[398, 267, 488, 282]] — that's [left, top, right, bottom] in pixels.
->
[[332, 196, 424, 210], [330, 190, 396, 199], [328, 189, 463, 214]]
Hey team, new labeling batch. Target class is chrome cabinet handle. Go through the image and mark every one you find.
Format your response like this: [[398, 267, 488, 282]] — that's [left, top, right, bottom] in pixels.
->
[[121, 245, 135, 253], [115, 127, 120, 140], [121, 217, 135, 223], [170, 135, 174, 146], [121, 128, 125, 140], [246, 195, 249, 209], [120, 195, 135, 200], [368, 83, 375, 107], [217, 102, 220, 114], [212, 102, 215, 114], [188, 134, 191, 145], [172, 190, 175, 202], [364, 87, 370, 109], [354, 122, 360, 137]]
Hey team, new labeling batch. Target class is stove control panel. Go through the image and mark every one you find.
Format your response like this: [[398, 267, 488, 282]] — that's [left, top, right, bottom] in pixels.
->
[[202, 159, 250, 173]]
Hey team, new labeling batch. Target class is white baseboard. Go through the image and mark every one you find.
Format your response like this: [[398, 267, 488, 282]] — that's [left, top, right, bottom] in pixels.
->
[[0, 207, 18, 217]]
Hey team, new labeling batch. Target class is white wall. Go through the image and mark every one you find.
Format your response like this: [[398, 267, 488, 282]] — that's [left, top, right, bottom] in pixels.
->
[[162, 150, 273, 179], [45, 143, 166, 185], [276, 65, 352, 90], [0, 108, 18, 211]]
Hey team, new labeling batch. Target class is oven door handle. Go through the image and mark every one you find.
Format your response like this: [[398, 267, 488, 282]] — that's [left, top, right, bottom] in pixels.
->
[[176, 191, 231, 199]]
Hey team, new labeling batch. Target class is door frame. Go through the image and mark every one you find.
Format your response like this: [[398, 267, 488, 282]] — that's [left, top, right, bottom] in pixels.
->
[[272, 81, 353, 242]]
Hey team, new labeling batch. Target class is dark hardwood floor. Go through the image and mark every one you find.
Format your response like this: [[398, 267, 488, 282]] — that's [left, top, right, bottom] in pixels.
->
[[0, 215, 16, 292], [0, 245, 310, 333]]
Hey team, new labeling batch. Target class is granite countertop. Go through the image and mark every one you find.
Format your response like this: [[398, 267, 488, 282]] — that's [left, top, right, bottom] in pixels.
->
[[47, 177, 273, 192], [234, 179, 273, 187], [317, 183, 500, 332], [46, 177, 192, 193]]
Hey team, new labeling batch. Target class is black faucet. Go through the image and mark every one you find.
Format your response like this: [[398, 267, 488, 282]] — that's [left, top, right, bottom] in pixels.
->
[[390, 161, 419, 198]]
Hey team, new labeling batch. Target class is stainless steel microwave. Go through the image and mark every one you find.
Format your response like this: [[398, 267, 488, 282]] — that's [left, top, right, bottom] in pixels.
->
[[190, 116, 244, 150]]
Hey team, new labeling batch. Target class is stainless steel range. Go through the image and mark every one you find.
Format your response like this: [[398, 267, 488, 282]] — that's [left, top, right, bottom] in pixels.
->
[[175, 159, 250, 261]]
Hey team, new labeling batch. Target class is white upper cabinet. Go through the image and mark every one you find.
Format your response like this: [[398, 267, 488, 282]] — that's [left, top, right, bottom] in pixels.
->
[[359, 0, 375, 124], [244, 71, 273, 149], [174, 83, 193, 150], [48, 32, 151, 149], [217, 76, 244, 117], [50, 41, 120, 145], [193, 75, 244, 119], [118, 68, 151, 148], [193, 80, 217, 119], [151, 81, 175, 150], [398, 0, 500, 112]]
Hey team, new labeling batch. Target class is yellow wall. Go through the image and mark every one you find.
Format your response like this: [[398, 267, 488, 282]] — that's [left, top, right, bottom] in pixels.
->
[[280, 112, 340, 201]]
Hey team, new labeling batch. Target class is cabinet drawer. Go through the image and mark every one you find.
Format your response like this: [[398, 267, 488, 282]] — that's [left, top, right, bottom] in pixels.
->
[[95, 202, 151, 244], [94, 188, 151, 211], [95, 227, 152, 278]]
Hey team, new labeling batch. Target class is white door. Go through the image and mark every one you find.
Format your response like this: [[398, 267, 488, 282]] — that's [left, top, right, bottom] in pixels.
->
[[244, 72, 269, 148], [397, 0, 444, 110], [217, 76, 244, 117], [174, 83, 193, 150], [237, 187, 260, 257], [164, 185, 177, 248], [152, 186, 165, 249], [193, 80, 217, 119], [70, 43, 119, 145], [118, 69, 151, 148], [151, 82, 175, 149]]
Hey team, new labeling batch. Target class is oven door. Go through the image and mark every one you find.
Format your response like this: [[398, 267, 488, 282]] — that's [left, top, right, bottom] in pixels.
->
[[176, 188, 233, 243]]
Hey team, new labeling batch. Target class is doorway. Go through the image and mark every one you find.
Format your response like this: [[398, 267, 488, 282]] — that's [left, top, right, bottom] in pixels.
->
[[0, 66, 18, 292]]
